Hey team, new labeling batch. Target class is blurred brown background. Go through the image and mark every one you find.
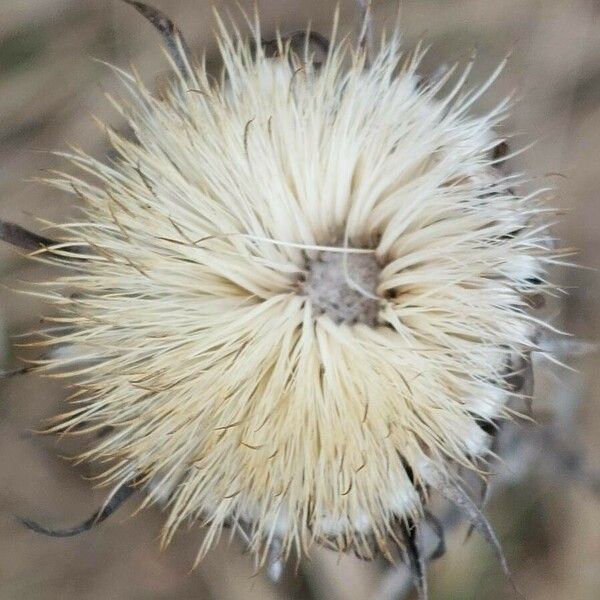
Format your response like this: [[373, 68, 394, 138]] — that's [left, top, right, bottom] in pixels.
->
[[0, 1, 599, 599]]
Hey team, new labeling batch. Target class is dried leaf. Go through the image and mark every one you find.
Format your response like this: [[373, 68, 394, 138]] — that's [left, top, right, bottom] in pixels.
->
[[395, 520, 428, 600], [430, 474, 523, 598], [424, 510, 446, 561]]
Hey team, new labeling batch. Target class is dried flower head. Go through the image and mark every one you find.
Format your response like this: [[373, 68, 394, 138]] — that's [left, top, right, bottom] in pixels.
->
[[3, 0, 557, 585]]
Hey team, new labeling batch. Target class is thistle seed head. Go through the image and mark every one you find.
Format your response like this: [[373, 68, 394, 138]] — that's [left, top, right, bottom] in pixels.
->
[[12, 8, 556, 566]]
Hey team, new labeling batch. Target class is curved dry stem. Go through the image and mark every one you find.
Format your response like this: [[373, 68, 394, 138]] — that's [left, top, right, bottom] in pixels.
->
[[19, 482, 135, 538], [122, 0, 193, 78], [261, 31, 330, 65]]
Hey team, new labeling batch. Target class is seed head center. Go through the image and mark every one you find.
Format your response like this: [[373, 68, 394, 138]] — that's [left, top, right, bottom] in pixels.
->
[[300, 250, 381, 326]]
